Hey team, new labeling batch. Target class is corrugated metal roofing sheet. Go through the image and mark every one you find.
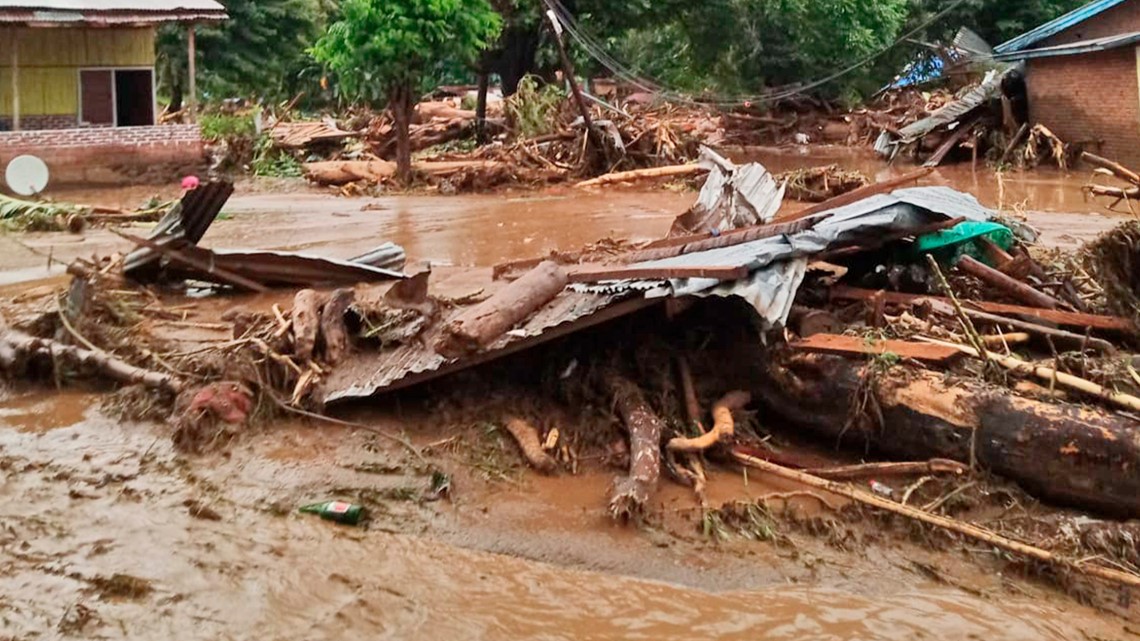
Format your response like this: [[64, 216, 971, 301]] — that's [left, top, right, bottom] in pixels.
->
[[320, 291, 647, 403], [993, 31, 1140, 61], [893, 69, 1007, 143], [0, 1, 223, 10], [994, 0, 1129, 53], [0, 0, 225, 23]]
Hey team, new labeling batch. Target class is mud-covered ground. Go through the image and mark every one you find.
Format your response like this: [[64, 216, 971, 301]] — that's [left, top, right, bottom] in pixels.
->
[[3, 386, 1135, 641], [3, 154, 1140, 640]]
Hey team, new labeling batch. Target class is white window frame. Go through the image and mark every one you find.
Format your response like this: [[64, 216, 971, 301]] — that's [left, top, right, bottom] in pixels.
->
[[77, 66, 157, 127]]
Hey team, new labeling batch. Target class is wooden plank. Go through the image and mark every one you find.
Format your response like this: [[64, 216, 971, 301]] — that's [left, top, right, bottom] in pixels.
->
[[790, 333, 963, 364], [567, 264, 749, 283], [830, 286, 1134, 332]]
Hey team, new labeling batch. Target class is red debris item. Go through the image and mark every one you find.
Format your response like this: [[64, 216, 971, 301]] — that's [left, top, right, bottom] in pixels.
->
[[185, 382, 253, 424], [173, 382, 255, 453]]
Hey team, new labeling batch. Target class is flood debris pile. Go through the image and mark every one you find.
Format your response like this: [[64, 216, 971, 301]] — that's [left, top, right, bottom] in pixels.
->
[[3, 160, 1140, 603], [298, 97, 727, 193], [0, 192, 177, 233]]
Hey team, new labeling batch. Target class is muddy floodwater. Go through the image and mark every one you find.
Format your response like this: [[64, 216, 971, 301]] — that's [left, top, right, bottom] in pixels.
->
[[2, 151, 1138, 639]]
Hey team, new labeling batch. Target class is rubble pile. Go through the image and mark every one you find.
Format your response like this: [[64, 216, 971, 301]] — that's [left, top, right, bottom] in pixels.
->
[[4, 154, 1140, 605]]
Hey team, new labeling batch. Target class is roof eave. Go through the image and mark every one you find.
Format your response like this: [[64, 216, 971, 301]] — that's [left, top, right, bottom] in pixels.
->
[[0, 9, 228, 25], [994, 33, 1140, 61], [994, 0, 1129, 54]]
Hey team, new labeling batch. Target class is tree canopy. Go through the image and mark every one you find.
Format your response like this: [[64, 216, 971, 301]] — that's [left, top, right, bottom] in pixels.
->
[[159, 0, 1093, 108], [311, 0, 502, 180]]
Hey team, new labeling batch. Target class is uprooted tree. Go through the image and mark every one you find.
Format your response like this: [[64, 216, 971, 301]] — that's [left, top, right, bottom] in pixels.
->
[[311, 0, 502, 184]]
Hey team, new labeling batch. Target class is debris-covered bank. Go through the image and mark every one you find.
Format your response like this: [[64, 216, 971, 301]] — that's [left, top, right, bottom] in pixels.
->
[[4, 150, 1140, 618]]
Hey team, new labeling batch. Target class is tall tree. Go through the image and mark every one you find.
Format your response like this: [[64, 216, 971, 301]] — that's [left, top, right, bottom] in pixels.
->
[[312, 0, 502, 183], [156, 0, 328, 106]]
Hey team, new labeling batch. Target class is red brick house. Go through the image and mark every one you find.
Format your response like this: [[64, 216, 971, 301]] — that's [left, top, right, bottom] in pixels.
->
[[995, 0, 1140, 165], [0, 1, 227, 187]]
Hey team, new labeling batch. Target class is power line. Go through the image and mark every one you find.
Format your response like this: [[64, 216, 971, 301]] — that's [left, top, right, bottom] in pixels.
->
[[542, 0, 971, 107]]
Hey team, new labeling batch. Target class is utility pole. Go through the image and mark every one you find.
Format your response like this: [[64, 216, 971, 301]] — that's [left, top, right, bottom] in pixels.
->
[[542, 1, 607, 162]]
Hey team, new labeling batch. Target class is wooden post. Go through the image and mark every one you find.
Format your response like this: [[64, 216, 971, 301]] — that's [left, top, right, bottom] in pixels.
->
[[475, 70, 489, 145], [187, 23, 198, 123], [10, 27, 20, 131]]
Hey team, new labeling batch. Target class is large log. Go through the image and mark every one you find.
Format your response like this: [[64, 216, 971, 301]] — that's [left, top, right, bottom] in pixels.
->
[[607, 374, 665, 520], [436, 261, 568, 358], [575, 165, 707, 189], [754, 351, 1140, 517], [0, 327, 182, 393], [292, 289, 325, 363], [319, 288, 356, 365]]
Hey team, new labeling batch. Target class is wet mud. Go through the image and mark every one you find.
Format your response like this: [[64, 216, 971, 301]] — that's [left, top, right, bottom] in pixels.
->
[[1, 387, 1132, 641], [3, 156, 1139, 639]]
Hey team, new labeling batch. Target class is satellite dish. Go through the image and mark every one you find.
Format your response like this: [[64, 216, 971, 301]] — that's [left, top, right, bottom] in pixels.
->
[[5, 155, 50, 197]]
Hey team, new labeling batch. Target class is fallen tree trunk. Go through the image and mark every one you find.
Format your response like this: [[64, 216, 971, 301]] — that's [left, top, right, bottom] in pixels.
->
[[319, 288, 356, 365], [754, 351, 1140, 517], [0, 327, 182, 393], [292, 289, 325, 363], [436, 261, 568, 358], [575, 165, 707, 189], [304, 160, 505, 186], [304, 160, 396, 185], [608, 374, 664, 520]]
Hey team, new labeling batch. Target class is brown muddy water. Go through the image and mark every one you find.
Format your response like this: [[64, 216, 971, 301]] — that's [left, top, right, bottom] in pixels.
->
[[1, 153, 1137, 639], [0, 150, 1129, 284]]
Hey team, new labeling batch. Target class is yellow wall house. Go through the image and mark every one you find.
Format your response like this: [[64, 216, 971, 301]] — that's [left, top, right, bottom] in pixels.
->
[[0, 0, 227, 131]]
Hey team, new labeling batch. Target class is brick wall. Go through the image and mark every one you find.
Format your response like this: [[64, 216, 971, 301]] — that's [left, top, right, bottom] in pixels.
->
[[0, 124, 206, 187], [1039, 1, 1140, 48], [0, 115, 79, 131], [1027, 47, 1140, 165]]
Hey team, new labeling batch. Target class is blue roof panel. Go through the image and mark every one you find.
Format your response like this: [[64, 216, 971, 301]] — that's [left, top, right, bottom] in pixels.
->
[[994, 0, 1129, 53]]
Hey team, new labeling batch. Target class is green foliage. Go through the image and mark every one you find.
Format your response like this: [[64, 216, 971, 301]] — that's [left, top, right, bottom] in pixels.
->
[[198, 113, 257, 142], [157, 0, 332, 104], [613, 0, 910, 100], [311, 0, 503, 106], [0, 194, 84, 232], [251, 136, 304, 178], [904, 0, 1089, 47], [504, 75, 565, 138]]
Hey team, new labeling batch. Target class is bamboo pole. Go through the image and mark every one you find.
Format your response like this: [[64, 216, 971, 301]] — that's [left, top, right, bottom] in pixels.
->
[[732, 450, 1140, 589], [920, 336, 1140, 413]]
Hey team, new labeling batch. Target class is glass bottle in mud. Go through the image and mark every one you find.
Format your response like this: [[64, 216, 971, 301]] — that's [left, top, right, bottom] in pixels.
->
[[299, 501, 366, 525]]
